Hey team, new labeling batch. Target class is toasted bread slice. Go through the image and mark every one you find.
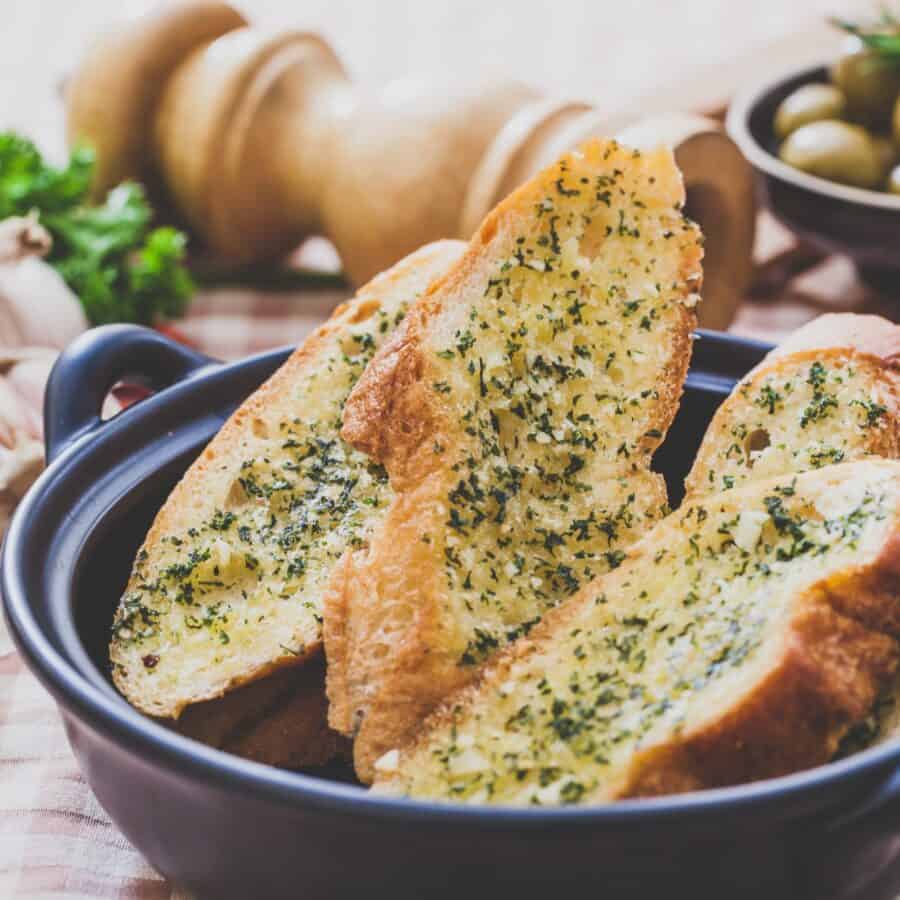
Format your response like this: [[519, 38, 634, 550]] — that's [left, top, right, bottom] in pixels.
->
[[764, 312, 900, 368], [325, 139, 703, 781], [685, 314, 900, 500], [110, 240, 467, 720], [686, 313, 900, 756], [835, 680, 900, 759], [173, 657, 349, 769], [376, 461, 900, 804]]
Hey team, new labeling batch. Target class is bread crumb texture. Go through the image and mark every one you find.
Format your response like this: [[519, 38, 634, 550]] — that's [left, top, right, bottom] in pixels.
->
[[110, 241, 465, 718], [686, 350, 900, 499], [330, 139, 702, 778], [686, 317, 900, 756], [428, 143, 700, 665], [377, 461, 900, 805]]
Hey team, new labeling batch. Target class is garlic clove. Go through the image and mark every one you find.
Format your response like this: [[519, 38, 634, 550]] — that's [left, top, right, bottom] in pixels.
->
[[0, 216, 88, 350], [0, 256, 88, 349], [6, 353, 56, 438], [0, 373, 38, 448]]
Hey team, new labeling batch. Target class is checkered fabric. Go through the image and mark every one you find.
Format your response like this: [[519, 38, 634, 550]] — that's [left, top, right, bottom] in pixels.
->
[[0, 615, 188, 899]]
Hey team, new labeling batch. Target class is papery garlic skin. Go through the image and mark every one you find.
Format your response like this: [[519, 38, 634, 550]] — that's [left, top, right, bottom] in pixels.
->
[[0, 216, 88, 349], [0, 348, 55, 536], [0, 435, 43, 535], [0, 348, 127, 538], [0, 217, 89, 536], [0, 350, 56, 442]]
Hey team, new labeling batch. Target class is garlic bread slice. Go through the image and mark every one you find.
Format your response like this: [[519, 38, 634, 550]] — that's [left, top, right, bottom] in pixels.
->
[[686, 313, 900, 756], [110, 240, 467, 719], [326, 139, 702, 780], [377, 461, 900, 804], [686, 314, 900, 500]]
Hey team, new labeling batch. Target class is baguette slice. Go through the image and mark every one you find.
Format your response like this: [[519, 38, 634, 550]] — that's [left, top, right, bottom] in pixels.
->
[[172, 657, 349, 769], [110, 239, 467, 720], [687, 313, 900, 756], [685, 313, 900, 499], [326, 139, 703, 781], [376, 461, 900, 804]]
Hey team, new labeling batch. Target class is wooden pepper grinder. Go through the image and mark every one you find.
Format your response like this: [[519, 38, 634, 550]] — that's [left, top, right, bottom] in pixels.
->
[[67, 1, 756, 329]]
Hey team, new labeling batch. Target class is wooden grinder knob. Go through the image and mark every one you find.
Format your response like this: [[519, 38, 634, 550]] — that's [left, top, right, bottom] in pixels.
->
[[67, 1, 755, 328]]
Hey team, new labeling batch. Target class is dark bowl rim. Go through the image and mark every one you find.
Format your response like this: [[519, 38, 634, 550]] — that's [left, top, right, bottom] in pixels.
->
[[5, 341, 900, 829], [726, 60, 900, 212]]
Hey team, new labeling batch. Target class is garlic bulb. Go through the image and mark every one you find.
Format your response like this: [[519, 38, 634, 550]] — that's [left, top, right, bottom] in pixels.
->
[[0, 348, 55, 442], [0, 217, 90, 537], [0, 348, 129, 538], [0, 216, 88, 349], [0, 349, 54, 537]]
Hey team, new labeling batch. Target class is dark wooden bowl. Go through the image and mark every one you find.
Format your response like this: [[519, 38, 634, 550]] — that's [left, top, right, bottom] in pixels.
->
[[727, 64, 900, 293]]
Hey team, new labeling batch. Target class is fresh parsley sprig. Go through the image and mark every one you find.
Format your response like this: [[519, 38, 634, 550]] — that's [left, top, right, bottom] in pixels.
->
[[0, 132, 193, 326], [831, 9, 900, 62]]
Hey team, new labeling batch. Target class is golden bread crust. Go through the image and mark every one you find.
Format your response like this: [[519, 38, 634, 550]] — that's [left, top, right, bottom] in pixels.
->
[[686, 339, 900, 500], [763, 313, 900, 374], [378, 461, 900, 803], [685, 313, 900, 757], [110, 240, 466, 720], [328, 139, 702, 781]]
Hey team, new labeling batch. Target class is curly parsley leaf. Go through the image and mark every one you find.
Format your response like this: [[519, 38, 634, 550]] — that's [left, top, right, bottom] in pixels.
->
[[0, 132, 193, 325], [0, 132, 93, 217]]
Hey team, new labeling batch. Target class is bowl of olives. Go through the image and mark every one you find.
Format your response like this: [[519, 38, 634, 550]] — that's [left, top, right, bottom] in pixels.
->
[[727, 18, 900, 290]]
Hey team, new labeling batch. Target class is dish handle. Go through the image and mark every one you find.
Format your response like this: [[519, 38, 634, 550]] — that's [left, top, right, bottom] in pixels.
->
[[44, 325, 215, 464]]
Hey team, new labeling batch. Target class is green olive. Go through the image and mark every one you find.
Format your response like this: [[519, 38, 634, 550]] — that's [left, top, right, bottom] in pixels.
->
[[831, 35, 900, 128], [887, 164, 900, 194], [774, 83, 846, 138], [779, 120, 883, 189]]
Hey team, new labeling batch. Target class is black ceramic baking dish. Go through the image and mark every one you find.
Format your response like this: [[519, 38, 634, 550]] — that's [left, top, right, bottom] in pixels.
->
[[5, 324, 900, 900]]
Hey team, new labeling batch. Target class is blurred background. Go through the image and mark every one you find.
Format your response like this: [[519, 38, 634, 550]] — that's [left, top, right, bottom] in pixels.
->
[[2, 0, 897, 499], [4, 0, 863, 157]]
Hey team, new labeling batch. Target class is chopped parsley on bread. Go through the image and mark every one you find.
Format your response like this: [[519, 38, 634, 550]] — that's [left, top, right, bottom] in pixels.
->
[[325, 139, 703, 781], [110, 240, 467, 726], [687, 312, 900, 756], [685, 313, 900, 499], [375, 461, 900, 804]]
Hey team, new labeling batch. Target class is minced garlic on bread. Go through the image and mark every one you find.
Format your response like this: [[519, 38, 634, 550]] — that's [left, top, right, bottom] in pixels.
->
[[685, 313, 900, 499], [325, 139, 703, 781], [686, 313, 900, 756], [110, 240, 467, 721], [375, 461, 900, 804]]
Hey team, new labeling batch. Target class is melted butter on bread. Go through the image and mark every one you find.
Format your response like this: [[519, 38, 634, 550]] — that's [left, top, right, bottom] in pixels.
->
[[110, 241, 467, 718], [328, 139, 702, 779], [377, 462, 900, 804]]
